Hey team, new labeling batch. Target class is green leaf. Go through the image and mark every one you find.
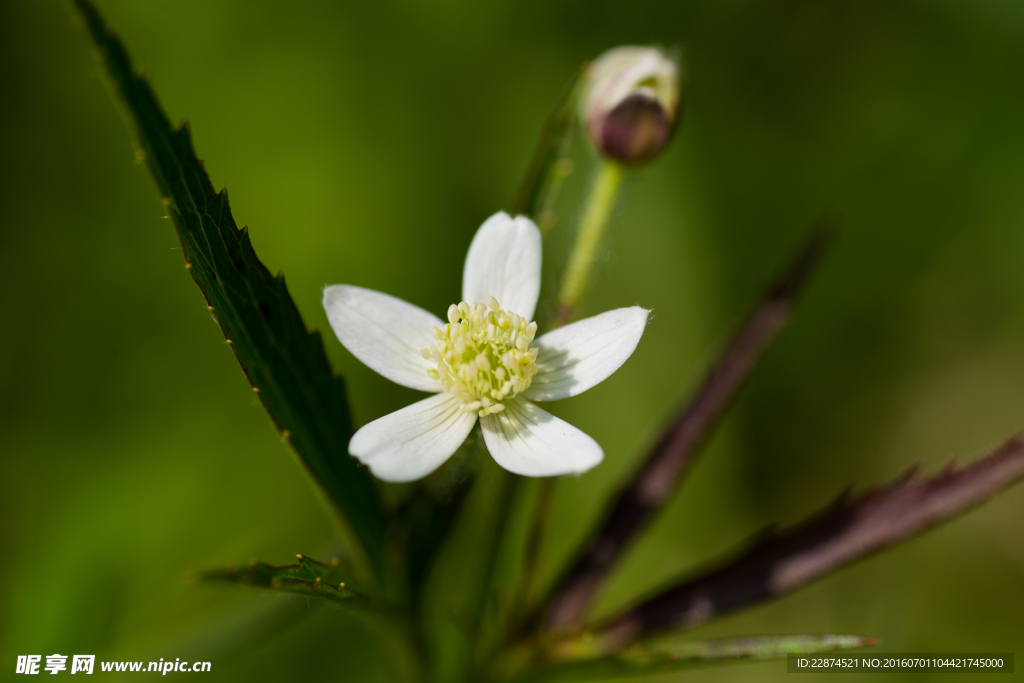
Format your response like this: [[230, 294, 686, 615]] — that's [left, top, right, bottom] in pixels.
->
[[522, 634, 875, 682], [74, 1, 386, 578], [202, 555, 358, 608], [201, 555, 416, 629]]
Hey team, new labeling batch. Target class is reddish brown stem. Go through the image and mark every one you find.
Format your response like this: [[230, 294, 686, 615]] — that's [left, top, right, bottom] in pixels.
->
[[593, 434, 1024, 650], [543, 226, 834, 628]]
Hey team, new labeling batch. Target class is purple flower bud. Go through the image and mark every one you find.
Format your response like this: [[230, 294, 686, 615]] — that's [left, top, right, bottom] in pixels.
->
[[581, 47, 681, 165]]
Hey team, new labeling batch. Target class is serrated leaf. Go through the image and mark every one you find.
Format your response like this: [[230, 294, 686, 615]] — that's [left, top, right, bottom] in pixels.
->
[[202, 555, 358, 608], [523, 634, 874, 682], [74, 1, 386, 577]]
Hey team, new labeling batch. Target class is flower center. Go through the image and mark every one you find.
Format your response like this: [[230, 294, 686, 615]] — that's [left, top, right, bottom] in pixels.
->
[[421, 296, 539, 416]]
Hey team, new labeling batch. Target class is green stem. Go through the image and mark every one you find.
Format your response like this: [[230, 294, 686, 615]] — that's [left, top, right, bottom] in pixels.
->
[[470, 473, 521, 674], [534, 158, 574, 233], [515, 479, 554, 625], [507, 160, 626, 655], [553, 160, 625, 327]]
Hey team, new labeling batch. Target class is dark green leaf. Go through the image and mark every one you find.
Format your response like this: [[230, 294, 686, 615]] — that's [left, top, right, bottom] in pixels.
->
[[521, 634, 875, 682], [199, 555, 408, 625], [202, 555, 358, 607], [74, 0, 386, 578]]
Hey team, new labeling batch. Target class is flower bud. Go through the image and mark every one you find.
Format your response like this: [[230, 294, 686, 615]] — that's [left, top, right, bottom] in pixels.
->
[[581, 46, 681, 165]]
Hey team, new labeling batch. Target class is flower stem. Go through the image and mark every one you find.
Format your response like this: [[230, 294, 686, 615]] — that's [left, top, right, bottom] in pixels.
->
[[470, 469, 521, 671], [516, 478, 555, 623], [511, 159, 626, 646], [552, 159, 625, 328]]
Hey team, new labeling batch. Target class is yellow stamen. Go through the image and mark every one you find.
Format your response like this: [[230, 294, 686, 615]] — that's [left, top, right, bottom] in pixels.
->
[[420, 298, 539, 416]]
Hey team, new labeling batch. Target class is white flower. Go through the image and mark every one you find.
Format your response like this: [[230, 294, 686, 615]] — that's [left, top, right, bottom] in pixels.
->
[[323, 211, 650, 482]]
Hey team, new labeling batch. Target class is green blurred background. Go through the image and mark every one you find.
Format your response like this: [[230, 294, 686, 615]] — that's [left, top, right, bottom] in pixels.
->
[[2, 0, 1023, 680]]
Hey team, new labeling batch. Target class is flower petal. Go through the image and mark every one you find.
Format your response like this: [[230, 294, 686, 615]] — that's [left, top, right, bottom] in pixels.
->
[[462, 212, 542, 320], [323, 285, 444, 392], [481, 398, 603, 477], [349, 394, 477, 482], [524, 306, 650, 401]]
